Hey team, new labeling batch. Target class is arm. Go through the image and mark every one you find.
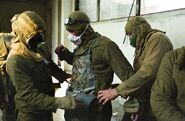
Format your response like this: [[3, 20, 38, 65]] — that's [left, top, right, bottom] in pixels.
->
[[97, 41, 134, 104], [46, 61, 71, 83], [150, 52, 185, 121], [116, 34, 172, 96], [105, 42, 134, 82]]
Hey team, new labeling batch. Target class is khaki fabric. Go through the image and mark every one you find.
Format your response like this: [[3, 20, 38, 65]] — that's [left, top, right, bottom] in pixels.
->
[[11, 11, 46, 45], [7, 11, 76, 121], [151, 47, 185, 121], [0, 73, 5, 95], [0, 33, 16, 121], [68, 25, 134, 121], [116, 16, 173, 120], [0, 35, 8, 72], [65, 11, 90, 34], [7, 39, 76, 113], [74, 30, 134, 93], [7, 41, 57, 112]]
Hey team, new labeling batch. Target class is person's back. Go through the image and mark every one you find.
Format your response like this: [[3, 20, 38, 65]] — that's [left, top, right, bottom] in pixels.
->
[[151, 46, 185, 121], [0, 33, 16, 121]]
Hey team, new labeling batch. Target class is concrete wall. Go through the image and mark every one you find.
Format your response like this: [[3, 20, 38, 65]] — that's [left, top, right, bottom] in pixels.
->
[[0, 1, 49, 32], [51, 0, 75, 71], [87, 9, 185, 121]]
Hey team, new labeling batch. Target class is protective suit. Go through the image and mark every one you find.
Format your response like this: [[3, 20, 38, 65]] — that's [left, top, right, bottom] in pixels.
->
[[0, 32, 16, 121], [0, 34, 9, 109], [57, 11, 134, 121], [115, 16, 173, 121], [6, 11, 77, 121], [151, 46, 185, 121]]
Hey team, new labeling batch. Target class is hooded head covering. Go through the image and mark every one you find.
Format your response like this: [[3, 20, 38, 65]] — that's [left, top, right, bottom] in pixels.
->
[[10, 11, 49, 62], [65, 11, 90, 34], [125, 16, 152, 48], [11, 11, 46, 46]]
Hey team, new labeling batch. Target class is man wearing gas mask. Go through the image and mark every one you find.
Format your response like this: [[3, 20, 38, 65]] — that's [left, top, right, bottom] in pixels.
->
[[0, 32, 16, 121], [55, 11, 134, 121], [6, 11, 79, 121], [97, 16, 173, 121]]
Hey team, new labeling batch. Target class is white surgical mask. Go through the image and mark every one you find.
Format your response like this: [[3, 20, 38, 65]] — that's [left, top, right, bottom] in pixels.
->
[[67, 24, 89, 45]]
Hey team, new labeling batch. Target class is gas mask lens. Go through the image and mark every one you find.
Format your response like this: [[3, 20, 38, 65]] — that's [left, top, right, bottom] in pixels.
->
[[28, 32, 45, 51], [64, 18, 76, 25]]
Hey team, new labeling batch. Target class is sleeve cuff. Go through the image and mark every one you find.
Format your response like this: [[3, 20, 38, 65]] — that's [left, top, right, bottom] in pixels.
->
[[115, 83, 127, 98]]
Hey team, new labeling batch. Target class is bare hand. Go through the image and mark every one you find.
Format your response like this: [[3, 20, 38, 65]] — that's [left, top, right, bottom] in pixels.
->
[[97, 89, 119, 105]]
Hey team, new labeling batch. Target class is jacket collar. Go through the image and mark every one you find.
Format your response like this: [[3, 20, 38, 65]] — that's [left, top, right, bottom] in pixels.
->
[[74, 32, 100, 56]]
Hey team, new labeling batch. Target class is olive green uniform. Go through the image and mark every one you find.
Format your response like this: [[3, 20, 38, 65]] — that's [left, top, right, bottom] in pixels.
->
[[115, 16, 173, 121], [65, 29, 134, 121], [7, 11, 76, 121], [151, 47, 185, 121], [0, 36, 7, 97], [7, 38, 75, 121], [63, 11, 134, 121], [0, 33, 16, 121]]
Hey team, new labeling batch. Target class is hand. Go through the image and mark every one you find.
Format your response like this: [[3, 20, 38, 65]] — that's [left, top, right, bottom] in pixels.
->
[[55, 45, 66, 57], [55, 45, 73, 64], [97, 89, 119, 105]]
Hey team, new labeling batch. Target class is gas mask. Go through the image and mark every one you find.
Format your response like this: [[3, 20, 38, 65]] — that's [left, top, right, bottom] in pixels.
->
[[67, 24, 89, 45], [28, 32, 51, 61], [128, 33, 137, 47]]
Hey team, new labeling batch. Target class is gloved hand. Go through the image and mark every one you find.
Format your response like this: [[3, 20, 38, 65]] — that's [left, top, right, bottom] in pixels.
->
[[55, 96, 76, 110], [55, 45, 74, 64]]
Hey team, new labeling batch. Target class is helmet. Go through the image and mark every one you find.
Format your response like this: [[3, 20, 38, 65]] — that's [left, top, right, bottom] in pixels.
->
[[65, 11, 90, 33], [65, 11, 89, 25], [11, 11, 46, 45]]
